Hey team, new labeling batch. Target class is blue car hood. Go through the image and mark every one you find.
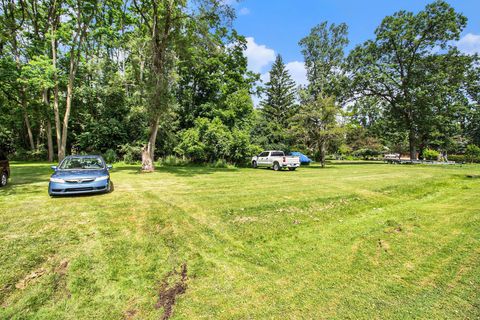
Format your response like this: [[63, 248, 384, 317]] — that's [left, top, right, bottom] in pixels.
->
[[51, 169, 108, 180]]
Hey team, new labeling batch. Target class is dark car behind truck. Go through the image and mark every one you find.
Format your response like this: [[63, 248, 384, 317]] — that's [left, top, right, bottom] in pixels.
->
[[0, 151, 10, 187]]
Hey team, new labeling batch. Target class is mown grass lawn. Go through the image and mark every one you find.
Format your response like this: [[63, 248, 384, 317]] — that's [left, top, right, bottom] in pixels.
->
[[1, 161, 480, 319]]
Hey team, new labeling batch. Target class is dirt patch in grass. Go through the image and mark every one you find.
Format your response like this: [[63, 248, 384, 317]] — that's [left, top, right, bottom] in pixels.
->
[[123, 309, 137, 319], [155, 263, 188, 320], [15, 268, 47, 290], [55, 259, 69, 275], [53, 259, 71, 298], [377, 239, 390, 252], [232, 216, 258, 224]]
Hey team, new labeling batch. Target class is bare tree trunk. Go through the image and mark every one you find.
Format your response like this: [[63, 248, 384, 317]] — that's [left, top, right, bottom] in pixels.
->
[[43, 89, 54, 162], [58, 12, 91, 161], [21, 97, 35, 151], [51, 20, 62, 161], [59, 60, 75, 161], [142, 143, 154, 172], [408, 127, 417, 160], [37, 121, 43, 149], [46, 120, 54, 162], [134, 0, 175, 172], [141, 117, 160, 171], [320, 140, 326, 168], [15, 52, 35, 150]]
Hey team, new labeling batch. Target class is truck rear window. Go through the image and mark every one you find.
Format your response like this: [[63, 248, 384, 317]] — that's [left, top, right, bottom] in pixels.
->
[[271, 152, 284, 157]]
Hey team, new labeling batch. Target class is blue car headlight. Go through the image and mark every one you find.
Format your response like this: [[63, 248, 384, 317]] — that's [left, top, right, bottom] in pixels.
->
[[95, 175, 109, 181], [50, 177, 65, 183]]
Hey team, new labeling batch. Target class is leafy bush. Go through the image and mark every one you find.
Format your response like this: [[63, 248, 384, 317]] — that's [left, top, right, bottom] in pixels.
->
[[448, 154, 480, 163], [353, 148, 381, 160], [160, 155, 189, 167], [104, 149, 118, 164], [422, 148, 439, 161], [13, 147, 47, 161], [175, 128, 207, 162], [466, 144, 480, 163], [175, 117, 258, 164], [448, 154, 465, 163], [119, 143, 142, 164], [211, 159, 228, 168], [337, 144, 351, 156], [0, 128, 15, 155]]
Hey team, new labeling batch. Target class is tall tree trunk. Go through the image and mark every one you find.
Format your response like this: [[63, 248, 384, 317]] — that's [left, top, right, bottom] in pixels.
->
[[319, 140, 326, 168], [59, 63, 75, 161], [136, 0, 175, 172], [51, 4, 91, 161], [43, 89, 54, 162], [37, 121, 43, 149], [46, 119, 54, 162], [141, 117, 160, 171], [408, 127, 417, 160], [7, 1, 35, 151], [21, 96, 35, 151], [51, 23, 62, 160], [15, 49, 35, 150]]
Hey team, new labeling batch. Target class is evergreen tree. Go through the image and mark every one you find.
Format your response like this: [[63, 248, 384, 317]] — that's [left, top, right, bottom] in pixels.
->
[[259, 54, 297, 149], [261, 55, 296, 126]]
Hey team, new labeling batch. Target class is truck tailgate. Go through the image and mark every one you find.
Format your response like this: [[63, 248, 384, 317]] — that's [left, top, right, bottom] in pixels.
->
[[284, 156, 300, 164]]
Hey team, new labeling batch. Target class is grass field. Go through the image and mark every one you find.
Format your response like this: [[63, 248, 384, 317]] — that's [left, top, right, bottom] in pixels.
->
[[1, 161, 480, 319]]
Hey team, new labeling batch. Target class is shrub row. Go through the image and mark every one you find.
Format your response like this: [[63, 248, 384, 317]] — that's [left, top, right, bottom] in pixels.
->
[[448, 154, 480, 163]]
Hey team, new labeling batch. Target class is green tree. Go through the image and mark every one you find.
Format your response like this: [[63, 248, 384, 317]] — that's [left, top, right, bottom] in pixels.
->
[[299, 21, 349, 100], [348, 0, 467, 160], [296, 21, 348, 165], [292, 96, 342, 167], [261, 54, 297, 126], [259, 54, 297, 149], [465, 144, 480, 163], [131, 0, 237, 171], [0, 0, 36, 151]]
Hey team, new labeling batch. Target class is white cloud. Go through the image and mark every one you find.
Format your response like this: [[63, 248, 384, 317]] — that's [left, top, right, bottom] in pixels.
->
[[238, 7, 250, 15], [244, 37, 276, 73], [257, 61, 307, 87], [260, 72, 270, 83], [456, 33, 480, 55], [242, 38, 308, 107], [285, 61, 307, 86]]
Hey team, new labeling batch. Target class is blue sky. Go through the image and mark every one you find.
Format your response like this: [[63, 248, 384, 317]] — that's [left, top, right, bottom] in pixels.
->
[[229, 0, 480, 88]]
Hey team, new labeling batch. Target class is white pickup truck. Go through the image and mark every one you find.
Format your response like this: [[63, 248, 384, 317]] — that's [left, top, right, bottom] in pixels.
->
[[251, 151, 301, 171]]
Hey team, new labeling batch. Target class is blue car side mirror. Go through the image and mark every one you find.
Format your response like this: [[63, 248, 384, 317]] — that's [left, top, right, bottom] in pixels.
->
[[107, 165, 113, 170], [51, 165, 57, 171]]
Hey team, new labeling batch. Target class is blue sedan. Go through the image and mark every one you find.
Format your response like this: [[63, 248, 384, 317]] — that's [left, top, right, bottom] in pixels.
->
[[48, 155, 113, 196]]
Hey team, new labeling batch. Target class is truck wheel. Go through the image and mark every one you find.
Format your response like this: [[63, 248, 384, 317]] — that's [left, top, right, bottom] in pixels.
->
[[252, 161, 258, 168], [273, 162, 280, 171], [0, 172, 7, 187], [288, 167, 296, 171]]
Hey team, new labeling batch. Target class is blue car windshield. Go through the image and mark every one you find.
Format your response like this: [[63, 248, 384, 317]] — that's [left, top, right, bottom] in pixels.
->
[[59, 157, 104, 170]]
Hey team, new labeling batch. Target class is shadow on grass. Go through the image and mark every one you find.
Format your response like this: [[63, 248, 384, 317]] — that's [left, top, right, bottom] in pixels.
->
[[158, 165, 239, 177], [326, 161, 387, 166], [49, 191, 111, 198], [112, 164, 240, 177], [7, 164, 51, 186], [0, 164, 51, 197]]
